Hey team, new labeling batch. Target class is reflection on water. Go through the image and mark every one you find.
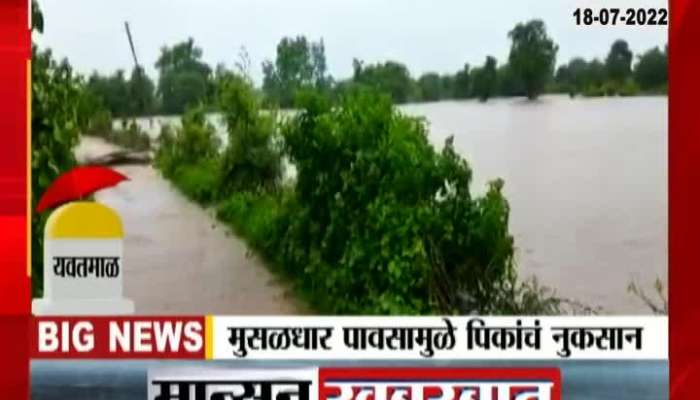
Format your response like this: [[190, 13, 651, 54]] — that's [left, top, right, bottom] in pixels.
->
[[118, 95, 667, 313], [32, 360, 668, 400]]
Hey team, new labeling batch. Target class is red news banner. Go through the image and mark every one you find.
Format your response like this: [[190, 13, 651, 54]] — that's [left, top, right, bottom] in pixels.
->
[[32, 316, 205, 359], [31, 315, 667, 360]]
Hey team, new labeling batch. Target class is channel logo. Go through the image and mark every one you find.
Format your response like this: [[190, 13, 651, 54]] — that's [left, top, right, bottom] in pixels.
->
[[32, 166, 134, 315]]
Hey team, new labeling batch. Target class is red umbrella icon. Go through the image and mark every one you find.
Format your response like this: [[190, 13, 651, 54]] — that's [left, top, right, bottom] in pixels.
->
[[36, 166, 129, 213]]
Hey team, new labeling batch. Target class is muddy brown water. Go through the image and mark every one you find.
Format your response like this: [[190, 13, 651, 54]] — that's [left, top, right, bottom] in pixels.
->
[[98, 95, 667, 314], [402, 95, 667, 314], [76, 138, 304, 314]]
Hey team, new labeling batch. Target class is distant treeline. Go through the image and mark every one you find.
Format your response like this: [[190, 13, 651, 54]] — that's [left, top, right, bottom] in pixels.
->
[[86, 19, 668, 118]]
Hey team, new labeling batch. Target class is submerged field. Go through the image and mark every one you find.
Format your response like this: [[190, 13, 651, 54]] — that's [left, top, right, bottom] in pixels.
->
[[113, 95, 666, 313]]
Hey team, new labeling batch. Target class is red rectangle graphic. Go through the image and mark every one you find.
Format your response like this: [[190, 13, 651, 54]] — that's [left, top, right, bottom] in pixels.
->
[[319, 368, 561, 400], [31, 316, 205, 359]]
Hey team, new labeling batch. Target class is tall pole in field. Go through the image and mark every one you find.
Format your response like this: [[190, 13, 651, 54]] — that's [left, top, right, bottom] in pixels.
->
[[124, 21, 140, 69], [123, 21, 148, 118]]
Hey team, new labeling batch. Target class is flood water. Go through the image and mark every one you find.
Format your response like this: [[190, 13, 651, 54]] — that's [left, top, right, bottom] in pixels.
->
[[402, 95, 667, 313], [120, 95, 667, 313]]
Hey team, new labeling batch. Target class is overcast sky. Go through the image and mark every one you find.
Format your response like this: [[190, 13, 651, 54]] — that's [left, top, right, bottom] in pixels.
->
[[35, 0, 668, 84]]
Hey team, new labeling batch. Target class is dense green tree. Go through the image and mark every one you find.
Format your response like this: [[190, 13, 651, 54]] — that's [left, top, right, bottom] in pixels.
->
[[86, 66, 156, 117], [471, 56, 498, 102], [87, 70, 129, 117], [585, 59, 607, 87], [278, 89, 519, 313], [634, 46, 668, 91], [440, 75, 455, 99], [453, 63, 471, 99], [155, 38, 212, 114], [351, 59, 414, 103], [555, 57, 607, 95], [219, 74, 282, 192], [605, 39, 633, 83], [496, 64, 523, 97], [262, 36, 330, 107], [417, 72, 443, 101], [507, 20, 558, 99]]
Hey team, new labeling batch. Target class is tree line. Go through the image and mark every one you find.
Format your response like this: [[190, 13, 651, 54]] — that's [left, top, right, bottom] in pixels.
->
[[86, 19, 667, 118]]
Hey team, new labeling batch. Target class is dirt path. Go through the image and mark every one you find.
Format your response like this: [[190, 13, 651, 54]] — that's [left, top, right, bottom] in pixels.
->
[[75, 137, 304, 314]]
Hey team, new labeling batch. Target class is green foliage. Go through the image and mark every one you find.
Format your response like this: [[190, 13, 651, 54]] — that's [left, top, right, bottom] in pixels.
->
[[606, 39, 633, 84], [490, 277, 562, 315], [156, 74, 282, 202], [87, 66, 156, 117], [557, 44, 667, 97], [217, 191, 287, 253], [85, 109, 113, 136], [262, 36, 331, 108], [582, 84, 606, 97], [453, 64, 471, 99], [417, 72, 445, 102], [472, 56, 498, 102], [155, 106, 219, 177], [218, 74, 282, 194], [555, 50, 661, 98], [176, 106, 220, 163], [170, 159, 220, 204], [31, 0, 44, 33], [275, 90, 517, 313], [507, 20, 558, 100], [555, 57, 606, 96], [496, 64, 524, 97], [156, 38, 212, 114], [128, 67, 157, 115], [154, 124, 177, 173], [634, 46, 668, 92], [116, 121, 152, 151], [31, 8, 83, 295], [156, 80, 559, 314], [87, 70, 130, 117], [351, 59, 415, 104], [618, 80, 640, 97]]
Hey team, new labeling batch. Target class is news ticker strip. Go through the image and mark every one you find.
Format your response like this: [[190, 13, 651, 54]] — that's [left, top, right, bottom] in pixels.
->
[[32, 316, 667, 360], [147, 367, 562, 400]]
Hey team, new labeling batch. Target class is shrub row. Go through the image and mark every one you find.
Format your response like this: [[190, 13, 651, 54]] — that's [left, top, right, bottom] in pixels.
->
[[155, 78, 561, 314]]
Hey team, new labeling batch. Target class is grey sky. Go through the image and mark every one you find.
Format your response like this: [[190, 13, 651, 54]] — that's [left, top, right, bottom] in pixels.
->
[[35, 0, 668, 84]]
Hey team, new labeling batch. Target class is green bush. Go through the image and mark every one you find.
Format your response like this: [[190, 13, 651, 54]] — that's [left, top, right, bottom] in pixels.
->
[[85, 109, 113, 136], [218, 75, 282, 194], [274, 90, 517, 314], [217, 191, 287, 253], [118, 121, 151, 151], [155, 106, 219, 180], [155, 124, 177, 174], [176, 106, 220, 163], [582, 84, 606, 97], [171, 159, 220, 204], [87, 117, 151, 151], [618, 80, 640, 97]]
